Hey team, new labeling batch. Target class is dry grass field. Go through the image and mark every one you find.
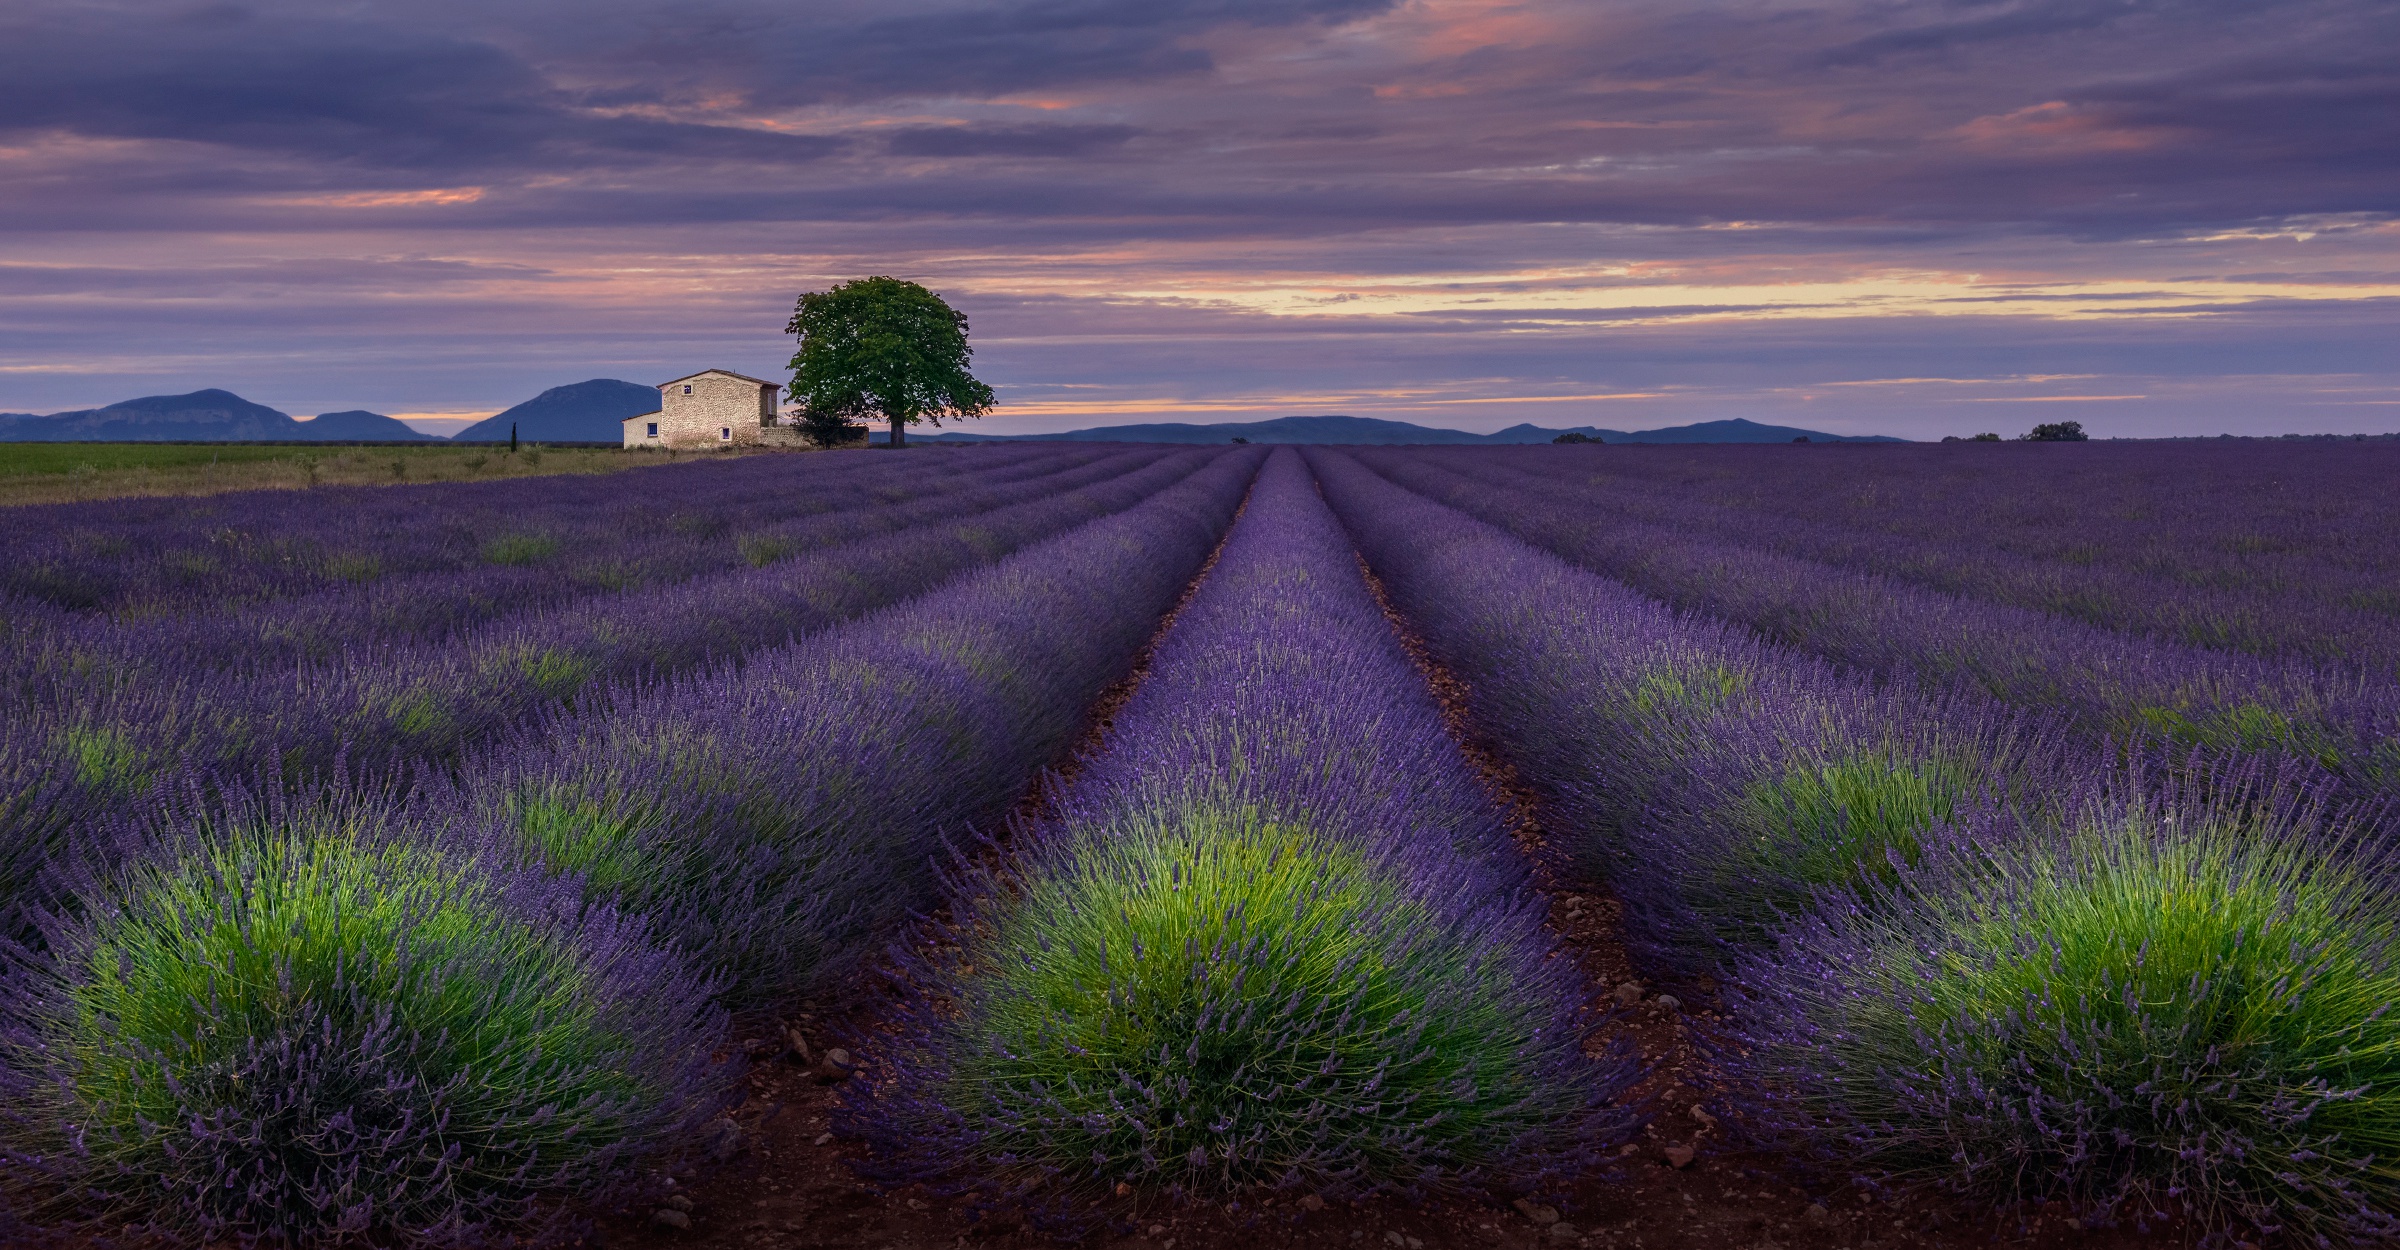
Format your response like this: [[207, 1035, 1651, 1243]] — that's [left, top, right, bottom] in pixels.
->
[[0, 442, 770, 506]]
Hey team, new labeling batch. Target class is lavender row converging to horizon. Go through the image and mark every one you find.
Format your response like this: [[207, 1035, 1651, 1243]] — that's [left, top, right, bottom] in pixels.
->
[[1311, 446, 2400, 1240], [0, 445, 1154, 679], [1306, 449, 2083, 972], [0, 446, 1263, 1245], [469, 444, 1264, 1008], [848, 450, 1637, 1223], [0, 448, 1221, 928], [1480, 442, 2400, 671], [1352, 448, 2400, 804]]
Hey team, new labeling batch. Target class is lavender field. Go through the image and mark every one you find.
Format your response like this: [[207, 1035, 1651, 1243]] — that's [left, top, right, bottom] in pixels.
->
[[1, 441, 2395, 1248]]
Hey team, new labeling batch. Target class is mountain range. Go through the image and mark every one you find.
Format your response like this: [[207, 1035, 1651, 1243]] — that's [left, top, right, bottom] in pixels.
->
[[0, 387, 1905, 446], [0, 383, 663, 444], [449, 380, 662, 442], [903, 415, 1906, 445], [0, 390, 438, 442]]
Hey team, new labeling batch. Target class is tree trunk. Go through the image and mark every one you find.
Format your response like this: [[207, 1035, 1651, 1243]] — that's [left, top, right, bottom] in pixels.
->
[[889, 413, 906, 448]]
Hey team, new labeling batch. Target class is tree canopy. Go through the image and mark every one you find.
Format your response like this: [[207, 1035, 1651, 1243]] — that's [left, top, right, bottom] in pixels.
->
[[2022, 421, 2090, 442], [785, 277, 995, 448]]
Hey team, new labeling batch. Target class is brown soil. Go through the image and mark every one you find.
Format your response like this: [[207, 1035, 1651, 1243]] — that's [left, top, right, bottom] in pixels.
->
[[588, 502, 2190, 1250]]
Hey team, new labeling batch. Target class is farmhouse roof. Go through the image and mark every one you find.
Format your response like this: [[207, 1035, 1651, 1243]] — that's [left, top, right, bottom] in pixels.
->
[[619, 409, 665, 424], [658, 369, 780, 389]]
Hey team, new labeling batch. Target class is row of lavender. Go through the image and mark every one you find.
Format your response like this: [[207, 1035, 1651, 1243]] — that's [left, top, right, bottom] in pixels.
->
[[0, 444, 1147, 678], [1482, 442, 2400, 671], [1353, 448, 2400, 804], [847, 450, 1638, 1230], [1, 449, 1215, 924], [0, 449, 1265, 1245], [1, 443, 1074, 617], [1310, 448, 2400, 1243]]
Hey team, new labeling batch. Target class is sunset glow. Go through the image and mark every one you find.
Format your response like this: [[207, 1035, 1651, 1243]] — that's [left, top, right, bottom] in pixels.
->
[[0, 0, 2393, 437]]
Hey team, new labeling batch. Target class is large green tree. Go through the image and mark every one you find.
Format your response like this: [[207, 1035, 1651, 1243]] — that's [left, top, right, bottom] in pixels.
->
[[784, 277, 995, 448]]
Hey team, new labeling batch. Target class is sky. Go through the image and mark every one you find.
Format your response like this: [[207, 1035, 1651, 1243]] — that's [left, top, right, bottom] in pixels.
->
[[1, 0, 2395, 439]]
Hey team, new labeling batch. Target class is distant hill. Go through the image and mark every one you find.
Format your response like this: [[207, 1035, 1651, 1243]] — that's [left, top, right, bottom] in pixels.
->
[[906, 415, 1510, 445], [1606, 418, 1904, 444], [0, 391, 1904, 448], [908, 414, 1904, 445], [450, 379, 659, 443], [0, 389, 311, 441], [295, 410, 438, 441]]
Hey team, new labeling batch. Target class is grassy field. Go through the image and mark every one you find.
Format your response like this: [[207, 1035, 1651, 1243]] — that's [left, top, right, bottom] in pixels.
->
[[0, 442, 784, 507]]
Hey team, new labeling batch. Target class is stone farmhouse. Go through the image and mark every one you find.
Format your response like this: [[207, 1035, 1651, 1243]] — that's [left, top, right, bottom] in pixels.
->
[[621, 369, 862, 449]]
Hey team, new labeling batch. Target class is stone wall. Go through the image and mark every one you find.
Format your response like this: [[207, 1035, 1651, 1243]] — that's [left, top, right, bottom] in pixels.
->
[[622, 372, 781, 449]]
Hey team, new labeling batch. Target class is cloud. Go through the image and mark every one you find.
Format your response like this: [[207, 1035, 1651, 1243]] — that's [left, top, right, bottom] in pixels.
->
[[761, 0, 1400, 103], [0, 0, 2392, 437], [884, 124, 1143, 158], [0, 7, 845, 175]]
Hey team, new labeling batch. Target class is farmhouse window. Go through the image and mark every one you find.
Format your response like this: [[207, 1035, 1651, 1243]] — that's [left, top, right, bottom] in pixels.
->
[[720, 427, 731, 440], [682, 384, 693, 395], [647, 422, 658, 438]]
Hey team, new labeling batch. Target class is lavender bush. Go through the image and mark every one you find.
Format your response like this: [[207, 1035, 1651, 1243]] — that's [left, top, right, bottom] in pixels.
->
[[1486, 442, 2400, 672], [1355, 450, 2400, 804], [0, 778, 736, 1247], [1721, 754, 2400, 1243], [0, 443, 1090, 619], [480, 448, 1264, 1010], [1305, 449, 2081, 974], [848, 452, 1636, 1224], [0, 450, 1221, 916], [1615, 684, 2078, 971], [5, 445, 1152, 681]]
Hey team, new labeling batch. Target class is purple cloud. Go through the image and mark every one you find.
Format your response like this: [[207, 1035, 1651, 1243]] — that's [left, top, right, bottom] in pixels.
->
[[0, 0, 2392, 437]]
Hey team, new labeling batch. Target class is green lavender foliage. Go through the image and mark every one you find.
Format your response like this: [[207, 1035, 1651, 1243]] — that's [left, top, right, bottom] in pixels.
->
[[1727, 775, 2400, 1241], [939, 808, 1573, 1198], [0, 792, 731, 1246]]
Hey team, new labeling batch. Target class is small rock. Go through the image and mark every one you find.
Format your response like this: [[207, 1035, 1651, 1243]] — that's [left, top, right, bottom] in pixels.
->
[[813, 1132, 834, 1146], [785, 1028, 813, 1063], [1385, 1233, 1408, 1247], [905, 1198, 927, 1210], [1298, 1194, 1326, 1212], [1612, 981, 1643, 1006], [1687, 1104, 1717, 1128], [1803, 1204, 1830, 1224], [1548, 1224, 1581, 1243], [1618, 1143, 1640, 1156], [1513, 1198, 1561, 1226], [1150, 1225, 1167, 1236], [704, 1117, 744, 1162], [1116, 1182, 1134, 1197], [1664, 1145, 1695, 1169], [1655, 994, 1682, 1011], [814, 1049, 857, 1083], [664, 1193, 695, 1212], [651, 1208, 691, 1230]]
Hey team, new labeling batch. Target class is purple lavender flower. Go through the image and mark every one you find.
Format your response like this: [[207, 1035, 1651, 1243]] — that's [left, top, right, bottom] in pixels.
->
[[847, 451, 1637, 1227], [471, 449, 1263, 1011], [1719, 751, 2400, 1244], [0, 776, 738, 1248]]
